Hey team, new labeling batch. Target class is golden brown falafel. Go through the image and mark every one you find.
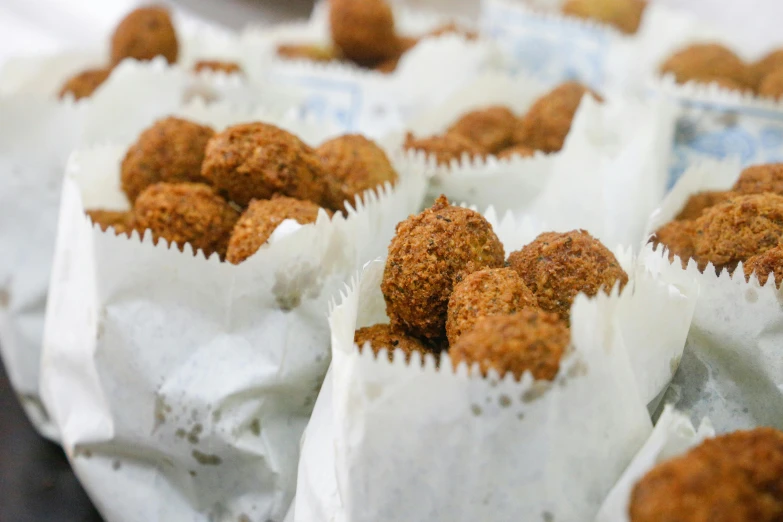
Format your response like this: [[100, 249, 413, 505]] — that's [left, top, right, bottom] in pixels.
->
[[446, 106, 518, 154], [225, 196, 325, 264], [744, 246, 783, 287], [201, 122, 330, 208], [329, 0, 399, 64], [759, 69, 783, 100], [133, 182, 239, 260], [446, 267, 538, 346], [693, 193, 783, 272], [676, 190, 735, 221], [120, 117, 215, 203], [561, 0, 647, 35], [276, 43, 343, 63], [381, 196, 505, 344], [752, 49, 783, 89], [193, 60, 242, 75], [650, 220, 697, 268], [629, 428, 783, 522], [514, 82, 602, 153], [58, 67, 111, 100], [317, 134, 398, 211], [450, 309, 569, 381], [354, 324, 434, 363], [734, 164, 783, 196], [507, 230, 628, 322], [86, 209, 135, 236], [659, 43, 752, 90], [110, 6, 178, 66], [426, 22, 478, 41], [497, 144, 536, 160], [403, 132, 487, 166]]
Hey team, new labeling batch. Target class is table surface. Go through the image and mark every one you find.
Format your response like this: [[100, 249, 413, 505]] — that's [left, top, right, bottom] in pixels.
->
[[0, 360, 103, 522]]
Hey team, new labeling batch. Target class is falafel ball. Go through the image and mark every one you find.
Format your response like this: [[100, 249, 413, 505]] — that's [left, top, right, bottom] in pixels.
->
[[317, 134, 398, 211], [734, 163, 783, 196], [201, 122, 330, 207], [446, 267, 538, 346], [759, 69, 783, 100], [426, 22, 478, 41], [276, 43, 343, 63], [121, 117, 215, 203], [86, 209, 135, 236], [650, 220, 696, 268], [497, 144, 536, 160], [450, 309, 569, 381], [675, 190, 735, 220], [403, 132, 487, 166], [446, 106, 518, 154], [225, 196, 325, 264], [193, 60, 242, 74], [752, 49, 783, 88], [110, 6, 178, 66], [58, 67, 111, 100], [659, 43, 752, 89], [561, 0, 647, 35], [514, 82, 602, 153], [329, 0, 399, 64], [507, 230, 628, 322], [354, 324, 434, 363], [744, 245, 783, 287], [629, 427, 783, 522], [382, 195, 505, 343], [133, 182, 239, 260], [693, 193, 783, 272]]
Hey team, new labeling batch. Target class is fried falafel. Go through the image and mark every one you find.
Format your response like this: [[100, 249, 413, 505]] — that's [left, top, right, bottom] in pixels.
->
[[58, 67, 111, 100], [744, 245, 783, 287], [110, 6, 178, 66], [403, 132, 486, 166], [354, 323, 434, 363], [446, 106, 518, 154]]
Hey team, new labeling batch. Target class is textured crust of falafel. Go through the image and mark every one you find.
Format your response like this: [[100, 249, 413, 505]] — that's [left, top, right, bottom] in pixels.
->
[[759, 69, 783, 100], [446, 106, 518, 154], [659, 44, 752, 89], [450, 309, 569, 381], [403, 132, 486, 166], [381, 195, 505, 344], [733, 164, 783, 196], [676, 190, 735, 221], [354, 324, 433, 363], [650, 220, 697, 268], [110, 6, 178, 66], [86, 209, 135, 236], [329, 0, 399, 64], [561, 0, 646, 34], [58, 68, 111, 100], [744, 246, 783, 287]]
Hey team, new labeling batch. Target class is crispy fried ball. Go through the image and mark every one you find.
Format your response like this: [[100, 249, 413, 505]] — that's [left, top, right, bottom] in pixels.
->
[[354, 324, 434, 363], [86, 209, 135, 236], [201, 122, 329, 208], [629, 428, 783, 522], [426, 22, 478, 41], [317, 134, 398, 211], [693, 193, 783, 272], [734, 164, 783, 196], [659, 43, 752, 89], [58, 67, 111, 100], [133, 182, 239, 260], [382, 196, 505, 344], [276, 43, 343, 63], [121, 117, 215, 203], [446, 268, 538, 346], [752, 49, 783, 88], [514, 82, 602, 153], [403, 132, 487, 166], [329, 0, 398, 64], [759, 69, 783, 100], [675, 190, 735, 220], [193, 60, 242, 74], [561, 0, 646, 35], [743, 246, 783, 287], [446, 106, 518, 154], [225, 196, 324, 264], [450, 309, 569, 381], [650, 220, 696, 268], [508, 230, 628, 322], [497, 144, 536, 160], [110, 6, 178, 66]]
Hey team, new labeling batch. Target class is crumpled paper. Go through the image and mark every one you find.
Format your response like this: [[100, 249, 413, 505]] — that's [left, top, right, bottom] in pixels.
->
[[646, 158, 783, 433], [39, 110, 427, 521], [289, 208, 697, 522], [244, 4, 502, 138], [595, 405, 715, 522]]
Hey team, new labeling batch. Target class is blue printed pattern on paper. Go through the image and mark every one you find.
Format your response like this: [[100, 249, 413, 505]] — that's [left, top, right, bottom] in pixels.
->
[[482, 2, 609, 89], [271, 73, 363, 132]]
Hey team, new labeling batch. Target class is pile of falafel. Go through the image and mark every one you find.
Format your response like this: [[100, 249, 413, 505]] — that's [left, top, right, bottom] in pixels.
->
[[86, 117, 398, 264], [403, 81, 601, 165]]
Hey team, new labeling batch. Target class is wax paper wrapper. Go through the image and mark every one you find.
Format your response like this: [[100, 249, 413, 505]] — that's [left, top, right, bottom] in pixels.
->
[[289, 208, 697, 522], [38, 112, 426, 521], [644, 158, 783, 433], [595, 406, 715, 522], [0, 60, 206, 439], [393, 72, 677, 244], [244, 4, 501, 138]]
